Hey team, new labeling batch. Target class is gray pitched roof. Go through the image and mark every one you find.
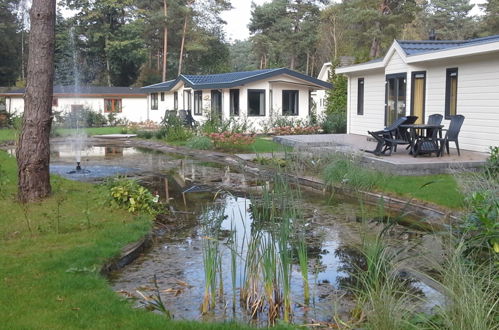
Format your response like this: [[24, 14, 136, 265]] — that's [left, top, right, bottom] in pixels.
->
[[1, 86, 147, 96], [142, 68, 332, 91], [398, 34, 499, 56]]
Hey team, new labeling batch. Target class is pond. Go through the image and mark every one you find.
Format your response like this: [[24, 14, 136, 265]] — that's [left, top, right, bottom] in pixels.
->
[[47, 139, 444, 327]]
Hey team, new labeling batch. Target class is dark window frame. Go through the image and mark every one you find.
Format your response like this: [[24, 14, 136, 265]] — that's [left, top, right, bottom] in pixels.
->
[[104, 98, 122, 113], [410, 71, 426, 122], [230, 89, 240, 116], [183, 90, 192, 110], [160, 92, 164, 101], [211, 90, 222, 119], [151, 93, 158, 110], [357, 78, 364, 115], [445, 68, 458, 119], [282, 90, 299, 116], [193, 91, 202, 115], [247, 89, 266, 117], [174, 91, 178, 110]]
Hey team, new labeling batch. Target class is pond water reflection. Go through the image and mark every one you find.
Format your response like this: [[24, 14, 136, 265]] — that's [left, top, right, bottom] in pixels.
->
[[44, 140, 443, 326]]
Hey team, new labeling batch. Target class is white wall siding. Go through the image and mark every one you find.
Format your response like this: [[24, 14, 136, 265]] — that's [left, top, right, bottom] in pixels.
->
[[348, 72, 385, 135], [7, 96, 148, 124]]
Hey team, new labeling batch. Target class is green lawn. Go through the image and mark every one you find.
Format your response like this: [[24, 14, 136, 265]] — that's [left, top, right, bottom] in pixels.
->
[[323, 158, 463, 209], [162, 137, 291, 154], [54, 126, 125, 137], [378, 173, 463, 209], [0, 151, 264, 329], [0, 128, 17, 142]]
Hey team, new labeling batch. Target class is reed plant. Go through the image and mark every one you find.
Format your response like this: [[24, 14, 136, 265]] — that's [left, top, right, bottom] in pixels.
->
[[200, 204, 225, 314], [240, 229, 263, 318], [261, 234, 279, 324], [201, 236, 219, 314], [277, 217, 292, 323], [229, 222, 238, 313]]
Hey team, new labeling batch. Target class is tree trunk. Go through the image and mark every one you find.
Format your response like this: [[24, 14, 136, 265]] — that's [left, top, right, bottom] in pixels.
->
[[332, 14, 338, 61], [105, 36, 112, 86], [178, 11, 188, 76], [16, 0, 56, 203], [305, 52, 310, 75], [162, 0, 168, 81]]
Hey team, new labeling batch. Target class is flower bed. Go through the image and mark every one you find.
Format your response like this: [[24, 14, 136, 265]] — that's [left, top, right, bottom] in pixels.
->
[[208, 131, 255, 149]]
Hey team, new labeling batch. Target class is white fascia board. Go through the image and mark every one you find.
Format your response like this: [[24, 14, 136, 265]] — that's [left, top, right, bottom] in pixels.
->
[[406, 41, 499, 63], [317, 62, 331, 80], [336, 62, 384, 74], [336, 40, 408, 75], [170, 80, 185, 92]]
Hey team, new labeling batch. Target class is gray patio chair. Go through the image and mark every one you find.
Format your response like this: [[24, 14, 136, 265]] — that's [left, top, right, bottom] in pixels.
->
[[425, 114, 443, 138], [179, 109, 197, 128], [438, 115, 465, 156], [366, 116, 409, 156], [427, 114, 443, 126], [398, 115, 418, 150]]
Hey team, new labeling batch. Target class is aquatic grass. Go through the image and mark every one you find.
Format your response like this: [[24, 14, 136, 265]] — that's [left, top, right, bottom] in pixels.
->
[[420, 238, 499, 330], [201, 236, 219, 314], [200, 204, 225, 314], [240, 228, 264, 317], [228, 222, 238, 313], [261, 234, 279, 324], [347, 221, 422, 329], [277, 216, 292, 323]]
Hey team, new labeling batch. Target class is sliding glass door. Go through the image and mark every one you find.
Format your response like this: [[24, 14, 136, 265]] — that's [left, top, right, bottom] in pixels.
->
[[385, 73, 406, 126]]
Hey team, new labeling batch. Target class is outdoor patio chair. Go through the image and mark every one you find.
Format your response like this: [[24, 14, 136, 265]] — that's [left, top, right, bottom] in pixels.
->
[[179, 110, 198, 128], [398, 115, 418, 149], [438, 115, 465, 156], [425, 114, 443, 138], [366, 116, 409, 156]]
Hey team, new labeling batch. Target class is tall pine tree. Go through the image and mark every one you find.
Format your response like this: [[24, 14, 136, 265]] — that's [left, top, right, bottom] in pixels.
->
[[424, 0, 476, 40]]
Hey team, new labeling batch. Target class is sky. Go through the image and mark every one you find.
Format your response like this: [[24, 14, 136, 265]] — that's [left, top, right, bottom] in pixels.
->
[[221, 0, 488, 43]]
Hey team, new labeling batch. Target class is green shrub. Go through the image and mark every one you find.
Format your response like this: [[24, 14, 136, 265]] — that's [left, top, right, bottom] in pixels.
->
[[154, 127, 167, 139], [136, 130, 153, 139], [63, 108, 108, 128], [103, 177, 158, 215], [321, 112, 346, 134], [485, 146, 499, 180], [200, 111, 252, 134], [463, 191, 499, 255], [186, 135, 213, 150], [161, 113, 193, 142]]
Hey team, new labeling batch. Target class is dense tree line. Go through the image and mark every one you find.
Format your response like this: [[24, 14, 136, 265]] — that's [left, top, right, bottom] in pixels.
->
[[0, 0, 498, 88]]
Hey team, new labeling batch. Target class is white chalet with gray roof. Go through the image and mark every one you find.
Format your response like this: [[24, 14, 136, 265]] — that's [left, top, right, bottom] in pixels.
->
[[0, 86, 148, 123], [142, 68, 332, 131], [336, 34, 499, 152]]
